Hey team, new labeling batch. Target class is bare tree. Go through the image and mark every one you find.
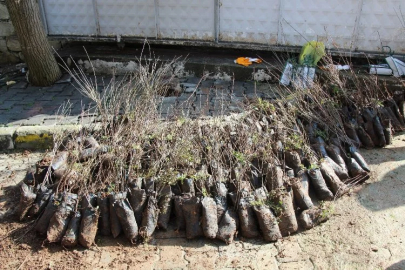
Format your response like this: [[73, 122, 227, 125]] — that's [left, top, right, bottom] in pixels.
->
[[6, 0, 61, 86]]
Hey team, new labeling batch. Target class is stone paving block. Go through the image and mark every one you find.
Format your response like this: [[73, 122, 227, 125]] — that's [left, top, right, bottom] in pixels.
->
[[155, 245, 188, 270], [25, 86, 42, 92], [0, 100, 16, 110], [181, 82, 198, 89], [214, 79, 231, 86], [177, 93, 195, 101], [14, 99, 36, 106], [42, 96, 68, 106], [256, 249, 279, 270], [185, 251, 218, 269], [195, 94, 209, 105], [275, 239, 308, 263], [40, 105, 60, 115], [196, 87, 211, 95], [36, 92, 58, 101], [55, 73, 72, 84], [216, 248, 258, 269], [159, 103, 175, 115], [230, 84, 246, 97], [9, 81, 28, 89], [246, 92, 261, 100], [0, 112, 16, 125], [199, 79, 214, 88], [0, 91, 18, 102], [58, 87, 76, 97], [0, 127, 16, 150], [161, 96, 177, 104], [184, 87, 197, 93], [96, 75, 114, 86], [41, 84, 68, 92], [184, 76, 202, 84]]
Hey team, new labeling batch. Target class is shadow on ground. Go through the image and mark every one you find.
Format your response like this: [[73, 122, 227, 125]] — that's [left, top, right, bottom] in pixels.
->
[[386, 260, 405, 270], [356, 138, 405, 212]]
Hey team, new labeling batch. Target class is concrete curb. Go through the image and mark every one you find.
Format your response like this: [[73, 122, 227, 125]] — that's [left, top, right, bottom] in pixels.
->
[[0, 124, 83, 150]]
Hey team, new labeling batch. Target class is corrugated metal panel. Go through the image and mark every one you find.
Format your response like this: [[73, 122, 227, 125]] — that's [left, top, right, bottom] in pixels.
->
[[157, 0, 215, 40], [356, 0, 405, 53], [279, 0, 360, 49], [40, 0, 405, 54], [219, 0, 280, 44], [43, 0, 97, 35], [97, 0, 156, 37]]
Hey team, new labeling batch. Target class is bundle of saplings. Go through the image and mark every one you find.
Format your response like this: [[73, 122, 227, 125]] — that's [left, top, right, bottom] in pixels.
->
[[16, 93, 387, 248]]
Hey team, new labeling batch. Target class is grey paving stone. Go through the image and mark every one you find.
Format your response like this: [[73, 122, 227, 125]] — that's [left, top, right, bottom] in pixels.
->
[[196, 86, 211, 95], [193, 103, 210, 116], [7, 93, 28, 101], [159, 104, 175, 115], [177, 93, 195, 102], [14, 98, 36, 106], [195, 95, 209, 105], [55, 73, 72, 84], [25, 86, 42, 92], [9, 81, 28, 89], [41, 84, 68, 92], [96, 75, 114, 86], [40, 105, 60, 115], [0, 90, 17, 102], [181, 82, 198, 89], [184, 77, 201, 84], [161, 96, 177, 104], [184, 87, 197, 93], [36, 92, 57, 101], [210, 109, 230, 117], [43, 96, 68, 105], [0, 113, 14, 125], [229, 106, 244, 113], [0, 100, 16, 110], [230, 84, 246, 96], [245, 92, 261, 100], [213, 80, 231, 86], [200, 79, 214, 88]]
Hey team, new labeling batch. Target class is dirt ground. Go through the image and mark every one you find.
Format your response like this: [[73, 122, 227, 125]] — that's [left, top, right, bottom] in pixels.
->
[[1, 134, 405, 270]]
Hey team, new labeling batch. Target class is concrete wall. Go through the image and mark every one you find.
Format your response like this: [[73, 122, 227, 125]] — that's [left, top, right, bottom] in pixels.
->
[[0, 0, 63, 64]]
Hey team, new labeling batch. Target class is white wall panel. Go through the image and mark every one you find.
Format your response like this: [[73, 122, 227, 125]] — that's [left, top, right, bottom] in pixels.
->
[[279, 0, 360, 49], [40, 0, 405, 54], [43, 0, 97, 35], [157, 0, 215, 40], [219, 0, 280, 44], [97, 0, 156, 37], [356, 0, 405, 53]]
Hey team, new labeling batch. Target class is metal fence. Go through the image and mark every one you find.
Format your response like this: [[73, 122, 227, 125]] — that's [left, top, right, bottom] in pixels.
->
[[39, 0, 405, 53]]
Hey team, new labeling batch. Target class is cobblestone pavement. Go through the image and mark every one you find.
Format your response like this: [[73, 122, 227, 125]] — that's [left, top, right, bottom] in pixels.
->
[[1, 134, 405, 269], [0, 73, 281, 127]]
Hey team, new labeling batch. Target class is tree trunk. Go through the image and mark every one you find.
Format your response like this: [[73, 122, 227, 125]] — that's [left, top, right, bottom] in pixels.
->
[[6, 0, 61, 86]]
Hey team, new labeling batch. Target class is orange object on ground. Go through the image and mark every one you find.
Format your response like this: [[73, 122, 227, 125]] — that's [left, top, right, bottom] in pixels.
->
[[235, 57, 262, 67]]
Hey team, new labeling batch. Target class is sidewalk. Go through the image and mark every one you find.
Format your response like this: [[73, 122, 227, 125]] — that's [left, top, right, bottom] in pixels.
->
[[0, 72, 283, 128], [0, 69, 282, 150]]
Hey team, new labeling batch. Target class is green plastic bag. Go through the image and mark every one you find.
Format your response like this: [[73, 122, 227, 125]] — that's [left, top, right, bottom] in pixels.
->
[[299, 41, 325, 66]]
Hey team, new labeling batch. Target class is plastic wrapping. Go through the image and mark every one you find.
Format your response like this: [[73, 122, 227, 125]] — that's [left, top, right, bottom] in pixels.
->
[[182, 196, 203, 239], [201, 197, 218, 239]]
